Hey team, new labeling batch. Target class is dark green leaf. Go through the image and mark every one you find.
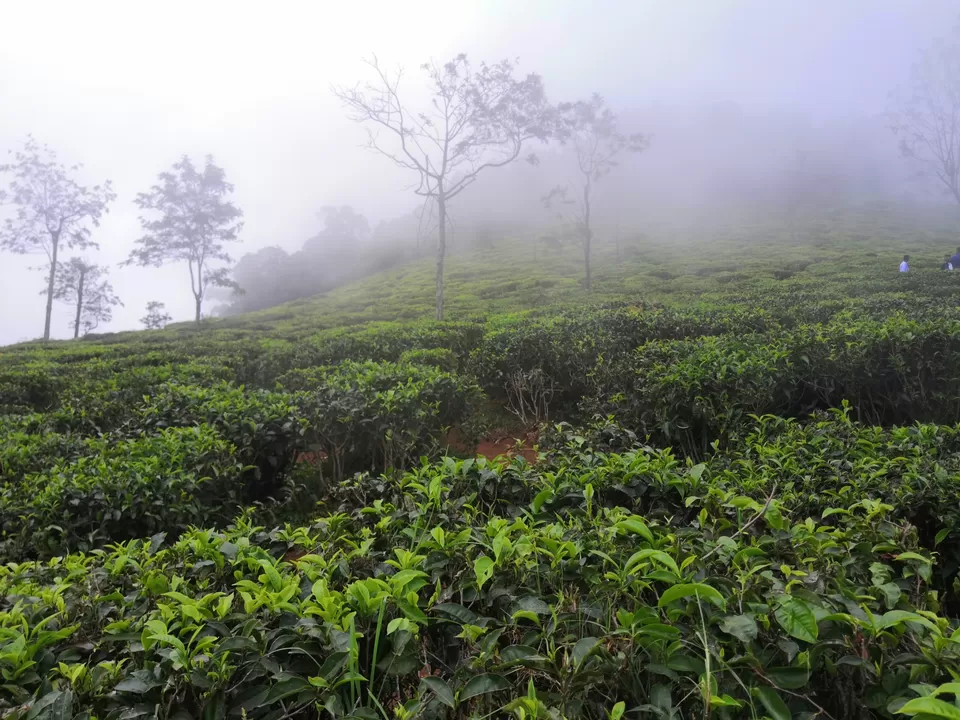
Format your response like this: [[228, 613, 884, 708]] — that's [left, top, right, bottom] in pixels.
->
[[460, 674, 511, 701], [572, 637, 600, 667], [658, 583, 725, 609], [420, 677, 455, 708], [754, 686, 790, 720], [718, 614, 758, 643], [775, 595, 818, 643], [433, 603, 479, 625]]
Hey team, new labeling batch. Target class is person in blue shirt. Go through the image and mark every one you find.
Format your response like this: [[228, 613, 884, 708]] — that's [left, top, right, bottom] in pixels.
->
[[950, 246, 960, 268], [900, 255, 910, 272]]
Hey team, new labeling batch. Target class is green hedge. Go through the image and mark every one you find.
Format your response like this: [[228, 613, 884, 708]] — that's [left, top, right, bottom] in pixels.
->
[[281, 360, 483, 480], [0, 426, 244, 558], [592, 315, 960, 454]]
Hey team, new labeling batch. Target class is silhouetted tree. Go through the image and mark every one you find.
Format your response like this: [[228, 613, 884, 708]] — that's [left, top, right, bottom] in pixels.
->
[[0, 138, 115, 340], [53, 258, 121, 338], [333, 54, 554, 320], [544, 95, 647, 290], [890, 22, 960, 205], [126, 156, 243, 324], [141, 301, 172, 330]]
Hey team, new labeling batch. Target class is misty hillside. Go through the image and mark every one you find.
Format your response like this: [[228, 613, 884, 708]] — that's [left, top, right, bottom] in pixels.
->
[[4, 205, 960, 717], [9, 3, 960, 718], [161, 206, 954, 339]]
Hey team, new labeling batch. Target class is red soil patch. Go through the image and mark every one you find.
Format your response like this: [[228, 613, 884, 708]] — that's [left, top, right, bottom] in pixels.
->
[[295, 450, 328, 465], [296, 430, 539, 469], [448, 428, 539, 464]]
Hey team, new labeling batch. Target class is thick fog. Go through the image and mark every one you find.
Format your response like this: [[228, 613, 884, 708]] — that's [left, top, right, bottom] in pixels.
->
[[1, 0, 957, 342]]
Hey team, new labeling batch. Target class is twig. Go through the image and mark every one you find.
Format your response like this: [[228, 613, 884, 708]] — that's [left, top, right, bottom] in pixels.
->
[[701, 482, 778, 561]]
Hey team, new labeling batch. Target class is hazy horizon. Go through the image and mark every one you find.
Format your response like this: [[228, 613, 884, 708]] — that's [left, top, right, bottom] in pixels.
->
[[1, 0, 957, 344]]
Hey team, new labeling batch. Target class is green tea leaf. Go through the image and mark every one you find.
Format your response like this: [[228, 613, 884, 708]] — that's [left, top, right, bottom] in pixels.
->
[[754, 686, 790, 720], [658, 583, 725, 609], [460, 673, 511, 701], [572, 636, 600, 667], [615, 517, 654, 543], [775, 595, 818, 643], [432, 603, 479, 625], [474, 555, 495, 590], [897, 696, 960, 718], [420, 676, 455, 708], [718, 614, 758, 643], [625, 549, 680, 577]]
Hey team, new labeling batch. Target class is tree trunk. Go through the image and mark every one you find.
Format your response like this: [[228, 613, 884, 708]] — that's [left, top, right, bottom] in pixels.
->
[[194, 294, 202, 324], [43, 233, 60, 341], [436, 191, 447, 321], [73, 269, 86, 340], [583, 181, 592, 291]]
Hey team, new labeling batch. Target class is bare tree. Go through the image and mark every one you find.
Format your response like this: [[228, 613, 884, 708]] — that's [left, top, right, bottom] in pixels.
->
[[544, 95, 648, 290], [333, 54, 554, 320], [889, 22, 960, 205], [53, 257, 122, 338], [0, 138, 116, 340], [126, 155, 243, 324], [141, 301, 172, 330]]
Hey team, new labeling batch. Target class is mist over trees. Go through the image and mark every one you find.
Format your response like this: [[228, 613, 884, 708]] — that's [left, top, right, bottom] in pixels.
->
[[0, 138, 116, 341], [125, 156, 243, 324], [890, 23, 960, 206], [333, 54, 555, 320], [543, 95, 648, 290], [53, 258, 121, 338], [4, 12, 960, 340], [214, 205, 429, 316], [215, 104, 932, 316]]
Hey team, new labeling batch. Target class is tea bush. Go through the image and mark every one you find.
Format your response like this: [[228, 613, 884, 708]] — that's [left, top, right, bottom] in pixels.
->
[[0, 426, 244, 558], [398, 347, 458, 372], [469, 305, 774, 420], [282, 360, 483, 481], [1, 216, 960, 716], [1, 425, 959, 718], [592, 315, 960, 454], [133, 383, 306, 499]]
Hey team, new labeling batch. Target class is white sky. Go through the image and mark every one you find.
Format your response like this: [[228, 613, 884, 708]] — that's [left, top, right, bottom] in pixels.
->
[[0, 0, 955, 343]]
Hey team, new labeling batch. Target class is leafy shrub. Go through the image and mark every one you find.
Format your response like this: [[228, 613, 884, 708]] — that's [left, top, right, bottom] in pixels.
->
[[0, 426, 243, 557], [0, 362, 62, 414], [0, 432, 956, 717], [470, 305, 772, 421], [134, 383, 305, 498], [285, 360, 483, 480], [593, 315, 960, 454], [398, 347, 457, 372], [0, 420, 87, 483], [238, 321, 485, 386]]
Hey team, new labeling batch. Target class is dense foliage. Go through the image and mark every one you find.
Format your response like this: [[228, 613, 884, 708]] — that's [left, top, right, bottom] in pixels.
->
[[2, 221, 960, 717]]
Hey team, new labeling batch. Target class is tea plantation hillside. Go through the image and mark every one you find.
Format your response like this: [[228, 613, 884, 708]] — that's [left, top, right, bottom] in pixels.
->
[[3, 214, 960, 718]]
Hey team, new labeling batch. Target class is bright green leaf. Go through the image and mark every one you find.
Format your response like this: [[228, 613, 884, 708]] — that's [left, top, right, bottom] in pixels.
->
[[658, 583, 725, 609], [775, 595, 818, 643]]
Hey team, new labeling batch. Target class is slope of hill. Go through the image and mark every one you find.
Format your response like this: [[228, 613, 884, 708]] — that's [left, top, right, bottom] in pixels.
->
[[2, 211, 960, 717]]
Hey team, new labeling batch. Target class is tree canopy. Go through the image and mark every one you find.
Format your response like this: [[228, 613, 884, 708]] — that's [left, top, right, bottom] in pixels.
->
[[0, 137, 115, 340], [333, 54, 555, 319], [127, 155, 243, 323]]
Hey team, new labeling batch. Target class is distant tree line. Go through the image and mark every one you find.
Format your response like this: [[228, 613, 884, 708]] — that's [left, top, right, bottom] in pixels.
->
[[212, 206, 381, 316]]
